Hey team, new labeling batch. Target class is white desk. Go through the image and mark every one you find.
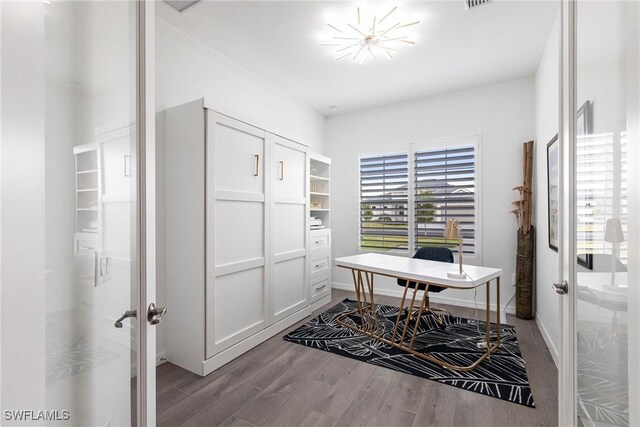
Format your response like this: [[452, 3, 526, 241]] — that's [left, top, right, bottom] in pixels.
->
[[334, 253, 503, 371]]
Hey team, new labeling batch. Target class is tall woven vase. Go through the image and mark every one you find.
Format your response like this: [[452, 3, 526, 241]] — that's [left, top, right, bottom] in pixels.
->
[[515, 226, 535, 319]]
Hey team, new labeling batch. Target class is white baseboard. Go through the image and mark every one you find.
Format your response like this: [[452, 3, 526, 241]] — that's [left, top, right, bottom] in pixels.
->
[[156, 350, 167, 366], [332, 281, 516, 317], [535, 315, 560, 367]]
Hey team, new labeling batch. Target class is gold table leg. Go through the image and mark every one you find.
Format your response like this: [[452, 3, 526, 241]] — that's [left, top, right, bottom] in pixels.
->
[[335, 268, 502, 372]]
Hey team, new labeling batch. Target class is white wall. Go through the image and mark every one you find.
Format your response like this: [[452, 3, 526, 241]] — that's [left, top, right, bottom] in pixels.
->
[[533, 14, 561, 364], [326, 78, 535, 314], [155, 18, 325, 151], [155, 18, 326, 357]]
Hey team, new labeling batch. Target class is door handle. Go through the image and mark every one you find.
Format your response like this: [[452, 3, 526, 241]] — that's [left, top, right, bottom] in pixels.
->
[[552, 280, 569, 295], [147, 303, 167, 325], [254, 154, 260, 177], [279, 161, 284, 180], [115, 310, 137, 328]]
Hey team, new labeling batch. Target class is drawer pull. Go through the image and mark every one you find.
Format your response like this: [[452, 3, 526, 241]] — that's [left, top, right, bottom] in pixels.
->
[[315, 263, 322, 268], [316, 284, 327, 291], [314, 240, 321, 244]]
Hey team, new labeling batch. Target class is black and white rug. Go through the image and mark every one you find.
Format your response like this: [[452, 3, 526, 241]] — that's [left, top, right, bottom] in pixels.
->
[[577, 330, 629, 425], [284, 299, 535, 407]]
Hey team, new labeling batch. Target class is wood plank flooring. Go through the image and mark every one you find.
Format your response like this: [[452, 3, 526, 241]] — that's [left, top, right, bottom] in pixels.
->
[[157, 289, 558, 427]]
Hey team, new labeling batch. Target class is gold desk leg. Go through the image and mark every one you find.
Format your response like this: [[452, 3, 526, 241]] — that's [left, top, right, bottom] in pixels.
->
[[351, 269, 364, 321], [399, 285, 420, 344], [392, 283, 410, 341], [409, 284, 429, 350], [364, 271, 381, 338], [357, 270, 374, 333], [336, 269, 504, 372], [486, 279, 491, 357], [496, 276, 501, 346]]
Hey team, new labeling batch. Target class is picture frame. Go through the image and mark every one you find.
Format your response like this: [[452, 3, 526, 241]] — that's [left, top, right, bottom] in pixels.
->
[[546, 101, 593, 257], [576, 100, 593, 269], [577, 253, 593, 270], [577, 100, 592, 137], [547, 134, 559, 252]]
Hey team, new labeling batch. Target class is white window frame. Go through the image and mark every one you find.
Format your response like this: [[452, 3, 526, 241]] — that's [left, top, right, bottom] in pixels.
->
[[356, 134, 482, 265]]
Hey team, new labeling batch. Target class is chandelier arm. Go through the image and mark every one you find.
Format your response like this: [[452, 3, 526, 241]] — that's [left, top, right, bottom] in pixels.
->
[[378, 22, 400, 38], [378, 6, 397, 25], [347, 23, 367, 37]]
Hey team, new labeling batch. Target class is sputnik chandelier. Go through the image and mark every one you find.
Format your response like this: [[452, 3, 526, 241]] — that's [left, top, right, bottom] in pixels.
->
[[322, 5, 420, 63]]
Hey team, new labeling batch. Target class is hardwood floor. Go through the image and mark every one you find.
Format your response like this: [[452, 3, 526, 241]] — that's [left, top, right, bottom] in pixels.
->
[[157, 289, 558, 427]]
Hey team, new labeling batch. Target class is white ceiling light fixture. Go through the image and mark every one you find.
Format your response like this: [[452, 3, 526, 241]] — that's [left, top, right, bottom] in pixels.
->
[[322, 4, 420, 63]]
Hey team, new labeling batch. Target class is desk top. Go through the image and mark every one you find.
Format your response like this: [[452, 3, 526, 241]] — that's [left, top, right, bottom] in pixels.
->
[[334, 253, 502, 288]]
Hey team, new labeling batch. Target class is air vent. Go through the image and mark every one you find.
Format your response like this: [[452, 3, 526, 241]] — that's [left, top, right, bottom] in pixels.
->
[[164, 0, 201, 13], [464, 0, 492, 10]]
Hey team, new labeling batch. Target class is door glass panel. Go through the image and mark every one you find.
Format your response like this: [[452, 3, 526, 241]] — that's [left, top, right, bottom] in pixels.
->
[[44, 1, 138, 425], [575, 2, 638, 425]]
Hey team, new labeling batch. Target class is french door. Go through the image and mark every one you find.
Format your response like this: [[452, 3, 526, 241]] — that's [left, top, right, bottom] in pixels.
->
[[0, 1, 156, 425], [558, 1, 639, 426]]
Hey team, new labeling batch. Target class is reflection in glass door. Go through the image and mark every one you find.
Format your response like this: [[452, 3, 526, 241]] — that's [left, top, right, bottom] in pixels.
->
[[575, 2, 638, 425], [44, 1, 139, 425]]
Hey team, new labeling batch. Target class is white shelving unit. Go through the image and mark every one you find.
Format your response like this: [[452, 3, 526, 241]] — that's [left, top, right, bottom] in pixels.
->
[[309, 153, 332, 310], [74, 142, 100, 287]]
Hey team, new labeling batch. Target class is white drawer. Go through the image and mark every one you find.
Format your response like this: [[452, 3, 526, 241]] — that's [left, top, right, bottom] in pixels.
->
[[311, 256, 329, 275], [311, 233, 329, 250], [311, 278, 330, 301]]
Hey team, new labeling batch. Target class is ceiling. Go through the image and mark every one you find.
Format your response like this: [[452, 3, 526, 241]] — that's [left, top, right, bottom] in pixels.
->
[[158, 1, 558, 116]]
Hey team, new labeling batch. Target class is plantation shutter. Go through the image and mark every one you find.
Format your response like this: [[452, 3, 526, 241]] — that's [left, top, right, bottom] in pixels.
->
[[360, 153, 409, 252], [414, 145, 476, 254]]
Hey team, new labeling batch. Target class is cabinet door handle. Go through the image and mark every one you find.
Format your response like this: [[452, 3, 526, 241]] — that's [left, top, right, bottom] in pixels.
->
[[279, 161, 284, 180], [254, 154, 260, 176]]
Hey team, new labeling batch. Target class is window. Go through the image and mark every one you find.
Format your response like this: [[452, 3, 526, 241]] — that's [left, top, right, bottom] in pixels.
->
[[414, 145, 476, 254], [359, 153, 409, 252], [359, 140, 477, 257]]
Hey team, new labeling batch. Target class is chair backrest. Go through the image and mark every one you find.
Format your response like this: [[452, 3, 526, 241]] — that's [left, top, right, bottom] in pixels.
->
[[413, 246, 454, 263]]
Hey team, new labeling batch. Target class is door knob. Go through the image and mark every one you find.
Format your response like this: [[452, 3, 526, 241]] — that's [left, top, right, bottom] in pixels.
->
[[552, 280, 569, 295], [147, 303, 167, 325], [114, 310, 137, 328]]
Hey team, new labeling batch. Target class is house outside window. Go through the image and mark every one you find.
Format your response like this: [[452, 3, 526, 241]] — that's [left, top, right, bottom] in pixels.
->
[[359, 136, 479, 259]]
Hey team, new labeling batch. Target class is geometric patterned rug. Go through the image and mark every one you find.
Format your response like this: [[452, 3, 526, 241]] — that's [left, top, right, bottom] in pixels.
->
[[284, 299, 535, 407], [46, 335, 118, 385], [577, 330, 629, 425]]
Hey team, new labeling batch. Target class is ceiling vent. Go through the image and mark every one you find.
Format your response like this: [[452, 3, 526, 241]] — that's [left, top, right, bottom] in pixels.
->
[[464, 0, 492, 10], [164, 1, 201, 13]]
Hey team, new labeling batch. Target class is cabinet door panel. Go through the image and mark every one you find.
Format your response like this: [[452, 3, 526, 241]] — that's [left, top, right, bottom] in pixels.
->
[[207, 266, 265, 358], [212, 113, 265, 196], [272, 138, 306, 200], [273, 203, 305, 255], [215, 200, 264, 267], [272, 257, 306, 319]]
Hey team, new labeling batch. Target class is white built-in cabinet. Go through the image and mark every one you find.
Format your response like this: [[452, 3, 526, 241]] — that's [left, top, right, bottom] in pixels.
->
[[164, 99, 315, 376]]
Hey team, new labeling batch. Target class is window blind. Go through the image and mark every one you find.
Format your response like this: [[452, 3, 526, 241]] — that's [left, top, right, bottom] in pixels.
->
[[414, 145, 476, 254], [360, 153, 409, 252]]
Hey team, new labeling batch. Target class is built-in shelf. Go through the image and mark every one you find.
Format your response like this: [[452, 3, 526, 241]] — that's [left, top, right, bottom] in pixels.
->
[[309, 153, 332, 309]]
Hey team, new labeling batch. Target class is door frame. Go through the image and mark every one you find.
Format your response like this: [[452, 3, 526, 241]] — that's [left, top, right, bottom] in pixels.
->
[[136, 0, 157, 425], [558, 0, 577, 424]]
